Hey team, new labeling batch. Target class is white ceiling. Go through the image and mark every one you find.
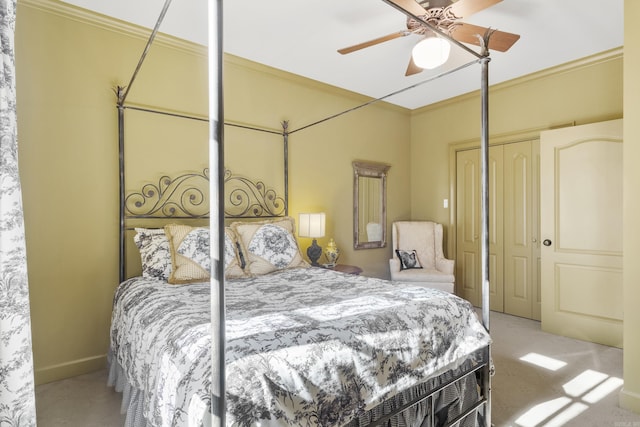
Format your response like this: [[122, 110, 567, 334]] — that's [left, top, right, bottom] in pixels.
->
[[61, 0, 623, 110]]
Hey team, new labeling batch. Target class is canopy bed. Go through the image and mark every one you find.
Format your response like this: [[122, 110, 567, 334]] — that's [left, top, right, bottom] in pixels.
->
[[108, 0, 498, 426]]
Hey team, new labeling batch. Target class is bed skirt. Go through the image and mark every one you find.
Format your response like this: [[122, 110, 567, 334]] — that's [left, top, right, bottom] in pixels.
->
[[108, 348, 486, 427], [107, 350, 154, 427]]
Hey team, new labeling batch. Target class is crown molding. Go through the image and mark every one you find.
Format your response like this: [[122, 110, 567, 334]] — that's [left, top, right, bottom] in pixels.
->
[[18, 0, 206, 57], [412, 46, 624, 115]]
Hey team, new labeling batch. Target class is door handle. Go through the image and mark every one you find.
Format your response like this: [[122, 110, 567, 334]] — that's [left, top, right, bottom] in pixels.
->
[[543, 239, 552, 246]]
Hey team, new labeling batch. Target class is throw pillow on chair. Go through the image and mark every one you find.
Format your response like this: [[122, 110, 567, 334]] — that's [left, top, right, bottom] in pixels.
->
[[396, 249, 422, 270]]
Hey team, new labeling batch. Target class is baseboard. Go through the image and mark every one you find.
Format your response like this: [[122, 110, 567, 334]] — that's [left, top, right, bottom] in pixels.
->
[[35, 354, 107, 385], [619, 387, 640, 415]]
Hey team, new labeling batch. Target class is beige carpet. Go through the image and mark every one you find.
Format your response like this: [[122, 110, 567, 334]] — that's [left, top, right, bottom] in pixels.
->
[[490, 310, 640, 426], [35, 369, 125, 427], [35, 311, 640, 426]]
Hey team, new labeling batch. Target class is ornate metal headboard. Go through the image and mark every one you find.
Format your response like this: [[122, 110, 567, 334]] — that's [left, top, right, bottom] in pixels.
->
[[120, 167, 287, 281], [124, 168, 286, 219], [223, 170, 286, 218]]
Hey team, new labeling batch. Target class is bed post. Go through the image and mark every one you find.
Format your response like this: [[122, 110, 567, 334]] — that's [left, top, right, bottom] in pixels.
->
[[116, 0, 172, 284], [209, 0, 226, 425], [480, 53, 492, 427], [282, 121, 289, 217], [117, 87, 125, 284]]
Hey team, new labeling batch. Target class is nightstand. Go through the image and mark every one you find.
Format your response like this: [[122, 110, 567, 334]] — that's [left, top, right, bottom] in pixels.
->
[[330, 264, 363, 275]]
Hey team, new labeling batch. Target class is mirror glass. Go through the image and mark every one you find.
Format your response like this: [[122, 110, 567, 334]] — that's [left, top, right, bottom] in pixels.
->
[[353, 161, 390, 249]]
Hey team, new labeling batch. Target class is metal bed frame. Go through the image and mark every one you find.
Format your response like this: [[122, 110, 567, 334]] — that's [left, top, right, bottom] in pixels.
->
[[116, 1, 495, 426], [116, 119, 291, 283]]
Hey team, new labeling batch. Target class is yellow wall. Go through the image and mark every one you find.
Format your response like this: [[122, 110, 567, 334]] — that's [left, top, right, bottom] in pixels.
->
[[621, 0, 640, 414], [17, 0, 135, 383], [16, 0, 411, 384]]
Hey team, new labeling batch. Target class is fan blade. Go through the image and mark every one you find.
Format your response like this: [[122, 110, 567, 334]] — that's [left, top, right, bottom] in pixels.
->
[[448, 0, 503, 19], [450, 23, 520, 52], [405, 57, 423, 76], [338, 31, 408, 54], [385, 0, 428, 18]]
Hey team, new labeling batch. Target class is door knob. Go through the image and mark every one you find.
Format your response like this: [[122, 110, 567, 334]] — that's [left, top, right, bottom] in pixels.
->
[[543, 239, 552, 246]]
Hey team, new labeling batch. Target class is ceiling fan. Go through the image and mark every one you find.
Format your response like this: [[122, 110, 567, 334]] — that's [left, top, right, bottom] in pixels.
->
[[338, 0, 520, 76]]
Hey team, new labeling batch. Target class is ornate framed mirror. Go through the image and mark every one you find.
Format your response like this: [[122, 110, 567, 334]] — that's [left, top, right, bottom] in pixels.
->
[[353, 160, 390, 249]]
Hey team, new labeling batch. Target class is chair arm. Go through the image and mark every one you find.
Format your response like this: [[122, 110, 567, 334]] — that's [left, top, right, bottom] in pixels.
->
[[436, 257, 455, 275], [389, 258, 401, 274]]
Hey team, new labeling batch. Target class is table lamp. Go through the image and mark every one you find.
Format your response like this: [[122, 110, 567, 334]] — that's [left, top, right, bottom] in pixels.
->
[[298, 212, 325, 266]]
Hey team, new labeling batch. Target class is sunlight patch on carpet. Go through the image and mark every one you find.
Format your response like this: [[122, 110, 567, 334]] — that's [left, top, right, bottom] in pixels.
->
[[543, 402, 589, 427], [519, 353, 567, 371], [514, 368, 624, 426], [515, 397, 571, 426], [582, 376, 624, 404], [563, 370, 609, 397]]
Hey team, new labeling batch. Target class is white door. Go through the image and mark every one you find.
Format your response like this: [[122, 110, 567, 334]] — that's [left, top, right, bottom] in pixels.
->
[[540, 119, 623, 348]]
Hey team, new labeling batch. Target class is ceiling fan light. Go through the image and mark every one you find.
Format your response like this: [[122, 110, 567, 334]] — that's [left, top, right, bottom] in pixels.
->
[[412, 37, 451, 69]]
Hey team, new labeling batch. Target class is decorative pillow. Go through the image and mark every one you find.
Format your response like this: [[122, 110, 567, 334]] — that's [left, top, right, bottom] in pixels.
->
[[164, 224, 247, 284], [396, 249, 423, 271], [133, 228, 172, 280], [231, 217, 309, 276]]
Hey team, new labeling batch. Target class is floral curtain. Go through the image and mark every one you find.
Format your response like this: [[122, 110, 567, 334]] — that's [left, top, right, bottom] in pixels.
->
[[0, 0, 37, 425]]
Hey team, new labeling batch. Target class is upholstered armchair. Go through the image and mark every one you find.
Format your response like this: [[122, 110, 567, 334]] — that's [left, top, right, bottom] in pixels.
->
[[389, 221, 455, 293]]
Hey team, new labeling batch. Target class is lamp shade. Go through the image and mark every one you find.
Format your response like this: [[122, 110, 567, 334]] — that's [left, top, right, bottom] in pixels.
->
[[298, 213, 326, 238], [412, 36, 451, 70]]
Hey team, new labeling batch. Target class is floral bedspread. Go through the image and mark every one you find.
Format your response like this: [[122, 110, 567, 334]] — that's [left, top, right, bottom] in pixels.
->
[[109, 267, 491, 427], [109, 276, 212, 426]]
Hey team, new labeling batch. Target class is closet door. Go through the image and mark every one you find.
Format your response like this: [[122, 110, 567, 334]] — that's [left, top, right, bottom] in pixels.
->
[[532, 140, 541, 321], [456, 149, 480, 306], [456, 147, 503, 310], [503, 140, 540, 320]]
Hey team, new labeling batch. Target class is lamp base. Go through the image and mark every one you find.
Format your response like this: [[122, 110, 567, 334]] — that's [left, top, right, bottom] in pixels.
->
[[307, 239, 322, 267]]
